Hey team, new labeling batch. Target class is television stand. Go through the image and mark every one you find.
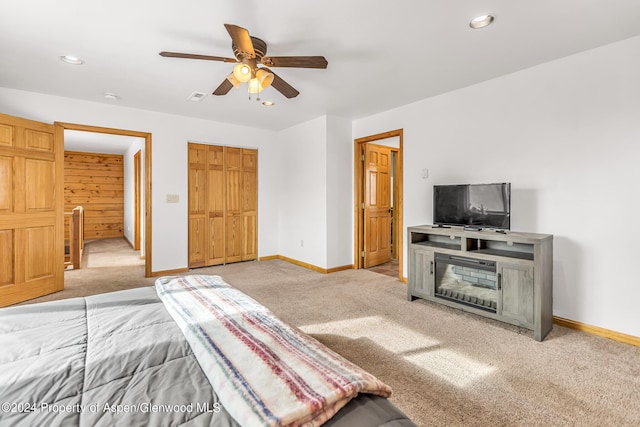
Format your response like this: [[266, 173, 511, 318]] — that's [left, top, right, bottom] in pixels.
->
[[407, 225, 553, 341]]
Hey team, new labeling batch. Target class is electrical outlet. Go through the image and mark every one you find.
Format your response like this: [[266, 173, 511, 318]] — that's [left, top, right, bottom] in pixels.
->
[[300, 240, 304, 247]]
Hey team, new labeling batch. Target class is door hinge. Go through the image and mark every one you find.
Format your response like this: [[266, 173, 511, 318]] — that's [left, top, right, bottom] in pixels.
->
[[362, 202, 365, 209], [362, 154, 365, 161], [361, 251, 365, 257]]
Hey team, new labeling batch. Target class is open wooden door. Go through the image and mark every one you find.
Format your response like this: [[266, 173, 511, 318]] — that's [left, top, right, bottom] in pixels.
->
[[363, 143, 392, 268], [0, 113, 63, 307]]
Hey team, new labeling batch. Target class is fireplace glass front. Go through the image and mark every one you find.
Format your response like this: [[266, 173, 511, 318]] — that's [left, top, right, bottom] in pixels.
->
[[434, 253, 497, 312]]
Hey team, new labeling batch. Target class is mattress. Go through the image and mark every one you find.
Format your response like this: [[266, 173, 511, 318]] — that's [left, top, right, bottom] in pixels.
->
[[0, 284, 415, 427]]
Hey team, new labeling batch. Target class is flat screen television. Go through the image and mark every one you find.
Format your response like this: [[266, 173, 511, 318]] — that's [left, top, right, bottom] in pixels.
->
[[433, 183, 511, 230]]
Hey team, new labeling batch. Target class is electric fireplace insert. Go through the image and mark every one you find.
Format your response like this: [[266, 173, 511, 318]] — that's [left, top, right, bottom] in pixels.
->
[[434, 253, 498, 312]]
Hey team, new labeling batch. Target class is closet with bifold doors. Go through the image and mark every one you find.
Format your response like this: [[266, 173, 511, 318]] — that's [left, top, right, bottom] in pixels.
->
[[188, 142, 257, 268]]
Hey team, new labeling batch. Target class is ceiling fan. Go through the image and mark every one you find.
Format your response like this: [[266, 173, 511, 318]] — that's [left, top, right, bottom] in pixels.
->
[[160, 24, 328, 99]]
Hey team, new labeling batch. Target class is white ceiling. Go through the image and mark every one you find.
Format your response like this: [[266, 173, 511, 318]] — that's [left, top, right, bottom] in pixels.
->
[[2, 1, 640, 131]]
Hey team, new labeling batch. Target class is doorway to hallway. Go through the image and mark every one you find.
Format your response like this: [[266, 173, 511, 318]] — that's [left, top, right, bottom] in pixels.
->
[[354, 129, 404, 280]]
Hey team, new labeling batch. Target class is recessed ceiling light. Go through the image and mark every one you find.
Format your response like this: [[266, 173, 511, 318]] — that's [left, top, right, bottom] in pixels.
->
[[469, 14, 495, 29], [60, 55, 84, 65], [103, 93, 119, 100], [262, 101, 275, 106]]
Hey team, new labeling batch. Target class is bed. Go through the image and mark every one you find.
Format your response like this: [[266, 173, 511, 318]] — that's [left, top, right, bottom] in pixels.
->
[[0, 275, 416, 427]]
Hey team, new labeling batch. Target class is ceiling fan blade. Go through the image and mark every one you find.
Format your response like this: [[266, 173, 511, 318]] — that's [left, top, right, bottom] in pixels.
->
[[159, 51, 237, 63], [212, 78, 234, 96], [262, 68, 299, 98], [262, 56, 328, 69], [224, 24, 255, 59]]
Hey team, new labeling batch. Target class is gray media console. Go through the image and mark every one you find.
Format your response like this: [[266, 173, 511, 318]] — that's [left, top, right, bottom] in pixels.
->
[[407, 225, 553, 341]]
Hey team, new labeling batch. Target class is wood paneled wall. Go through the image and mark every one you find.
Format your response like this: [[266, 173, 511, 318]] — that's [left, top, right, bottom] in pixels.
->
[[64, 151, 124, 240]]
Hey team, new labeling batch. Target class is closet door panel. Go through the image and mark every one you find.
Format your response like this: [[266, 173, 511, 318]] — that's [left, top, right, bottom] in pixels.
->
[[208, 214, 225, 265], [225, 147, 242, 214], [242, 149, 257, 260], [208, 169, 225, 211], [188, 145, 207, 215], [242, 214, 257, 260], [189, 217, 206, 268], [188, 143, 208, 267], [188, 143, 257, 267], [225, 147, 242, 262], [207, 145, 225, 265], [226, 214, 243, 262]]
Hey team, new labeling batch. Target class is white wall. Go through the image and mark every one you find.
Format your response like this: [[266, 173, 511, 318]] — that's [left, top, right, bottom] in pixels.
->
[[326, 115, 353, 269], [123, 138, 145, 255], [277, 116, 328, 267], [353, 35, 640, 337], [275, 115, 354, 270], [0, 87, 279, 273]]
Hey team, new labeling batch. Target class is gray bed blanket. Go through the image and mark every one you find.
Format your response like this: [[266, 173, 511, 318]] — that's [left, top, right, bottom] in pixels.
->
[[0, 286, 415, 427]]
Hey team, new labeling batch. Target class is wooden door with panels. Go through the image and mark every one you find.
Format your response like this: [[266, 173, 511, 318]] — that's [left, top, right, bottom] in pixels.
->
[[188, 143, 257, 268], [241, 149, 257, 260], [363, 143, 392, 268], [207, 145, 226, 266], [225, 147, 243, 263], [188, 143, 209, 267], [0, 113, 63, 307]]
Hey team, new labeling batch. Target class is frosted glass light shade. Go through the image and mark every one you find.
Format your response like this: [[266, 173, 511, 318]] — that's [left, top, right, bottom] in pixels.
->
[[256, 69, 274, 88], [226, 73, 240, 88], [248, 78, 265, 94], [233, 63, 252, 82]]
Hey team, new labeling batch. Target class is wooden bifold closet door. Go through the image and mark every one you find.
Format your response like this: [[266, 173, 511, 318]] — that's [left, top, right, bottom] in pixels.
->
[[188, 143, 257, 268]]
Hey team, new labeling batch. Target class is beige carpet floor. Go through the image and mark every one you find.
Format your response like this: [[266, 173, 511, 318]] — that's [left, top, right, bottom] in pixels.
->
[[22, 239, 640, 426]]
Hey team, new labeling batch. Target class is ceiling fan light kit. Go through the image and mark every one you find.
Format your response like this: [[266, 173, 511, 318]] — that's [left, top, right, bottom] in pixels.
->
[[248, 77, 264, 94], [159, 23, 328, 100], [226, 73, 241, 88], [233, 63, 252, 82], [256, 69, 274, 88]]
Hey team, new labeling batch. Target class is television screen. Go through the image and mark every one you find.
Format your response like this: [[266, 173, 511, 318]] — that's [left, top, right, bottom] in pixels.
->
[[433, 183, 511, 229]]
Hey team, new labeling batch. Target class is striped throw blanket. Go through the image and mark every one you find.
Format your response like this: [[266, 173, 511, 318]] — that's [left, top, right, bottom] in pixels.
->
[[155, 275, 392, 427]]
